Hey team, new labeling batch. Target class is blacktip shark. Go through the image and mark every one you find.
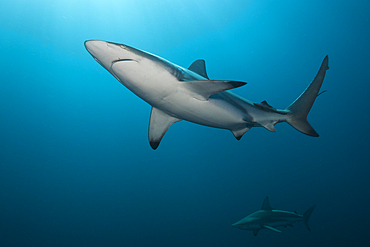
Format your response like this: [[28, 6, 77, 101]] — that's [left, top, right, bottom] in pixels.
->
[[85, 40, 329, 149], [232, 197, 316, 236]]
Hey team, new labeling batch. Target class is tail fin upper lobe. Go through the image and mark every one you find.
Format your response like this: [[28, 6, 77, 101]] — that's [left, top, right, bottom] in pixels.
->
[[303, 205, 316, 231], [286, 56, 329, 137]]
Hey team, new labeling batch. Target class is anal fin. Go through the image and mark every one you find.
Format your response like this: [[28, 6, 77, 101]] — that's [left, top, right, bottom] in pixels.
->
[[149, 107, 182, 149], [262, 121, 277, 132], [231, 127, 251, 140]]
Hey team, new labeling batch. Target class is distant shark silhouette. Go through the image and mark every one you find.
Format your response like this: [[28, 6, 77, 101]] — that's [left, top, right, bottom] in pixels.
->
[[232, 197, 316, 236], [85, 40, 329, 149]]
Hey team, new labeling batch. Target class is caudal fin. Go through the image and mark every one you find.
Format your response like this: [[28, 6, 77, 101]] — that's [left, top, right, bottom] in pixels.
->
[[286, 56, 329, 137], [303, 205, 316, 231]]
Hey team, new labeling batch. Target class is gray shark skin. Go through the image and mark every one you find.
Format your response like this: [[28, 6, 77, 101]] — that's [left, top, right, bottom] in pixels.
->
[[85, 40, 329, 149], [232, 197, 316, 236]]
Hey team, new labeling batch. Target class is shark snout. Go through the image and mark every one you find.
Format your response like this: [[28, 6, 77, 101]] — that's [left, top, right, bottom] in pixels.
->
[[84, 40, 114, 71], [231, 221, 242, 228], [85, 40, 139, 72], [85, 40, 124, 69], [84, 40, 107, 57]]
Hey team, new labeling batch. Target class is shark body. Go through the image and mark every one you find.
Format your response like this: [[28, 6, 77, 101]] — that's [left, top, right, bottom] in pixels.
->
[[85, 40, 329, 149], [232, 197, 316, 236]]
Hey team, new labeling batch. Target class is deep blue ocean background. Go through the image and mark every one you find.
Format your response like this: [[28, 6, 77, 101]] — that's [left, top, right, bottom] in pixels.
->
[[1, 1, 369, 246]]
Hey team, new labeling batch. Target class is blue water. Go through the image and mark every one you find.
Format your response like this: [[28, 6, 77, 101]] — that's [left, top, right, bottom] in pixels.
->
[[1, 0, 369, 246]]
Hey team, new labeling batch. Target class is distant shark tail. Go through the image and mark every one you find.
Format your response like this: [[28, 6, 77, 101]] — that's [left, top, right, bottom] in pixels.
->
[[285, 56, 329, 137], [303, 205, 316, 231]]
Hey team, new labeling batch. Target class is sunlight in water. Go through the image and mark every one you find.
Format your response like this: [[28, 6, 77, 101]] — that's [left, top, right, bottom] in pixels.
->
[[0, 0, 252, 53]]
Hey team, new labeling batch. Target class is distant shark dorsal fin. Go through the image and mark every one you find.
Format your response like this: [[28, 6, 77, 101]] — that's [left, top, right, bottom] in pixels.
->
[[261, 196, 274, 210], [148, 107, 182, 149], [188, 59, 209, 79], [263, 225, 282, 233], [184, 80, 246, 101]]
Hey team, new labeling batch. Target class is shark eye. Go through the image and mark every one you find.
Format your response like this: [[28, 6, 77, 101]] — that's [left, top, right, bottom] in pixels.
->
[[120, 45, 126, 49]]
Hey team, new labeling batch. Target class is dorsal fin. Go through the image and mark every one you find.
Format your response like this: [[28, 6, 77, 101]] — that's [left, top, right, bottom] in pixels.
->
[[188, 59, 209, 79], [261, 196, 274, 211]]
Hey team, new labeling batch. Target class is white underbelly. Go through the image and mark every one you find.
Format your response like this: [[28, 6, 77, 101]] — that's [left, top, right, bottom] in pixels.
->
[[156, 92, 247, 130]]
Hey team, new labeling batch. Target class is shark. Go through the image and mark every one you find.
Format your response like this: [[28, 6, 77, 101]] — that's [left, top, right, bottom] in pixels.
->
[[232, 197, 316, 236], [85, 40, 329, 149]]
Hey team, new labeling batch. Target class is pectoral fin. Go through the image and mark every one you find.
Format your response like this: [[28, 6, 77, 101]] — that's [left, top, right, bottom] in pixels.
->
[[263, 225, 282, 233], [148, 107, 182, 149], [184, 80, 246, 101]]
